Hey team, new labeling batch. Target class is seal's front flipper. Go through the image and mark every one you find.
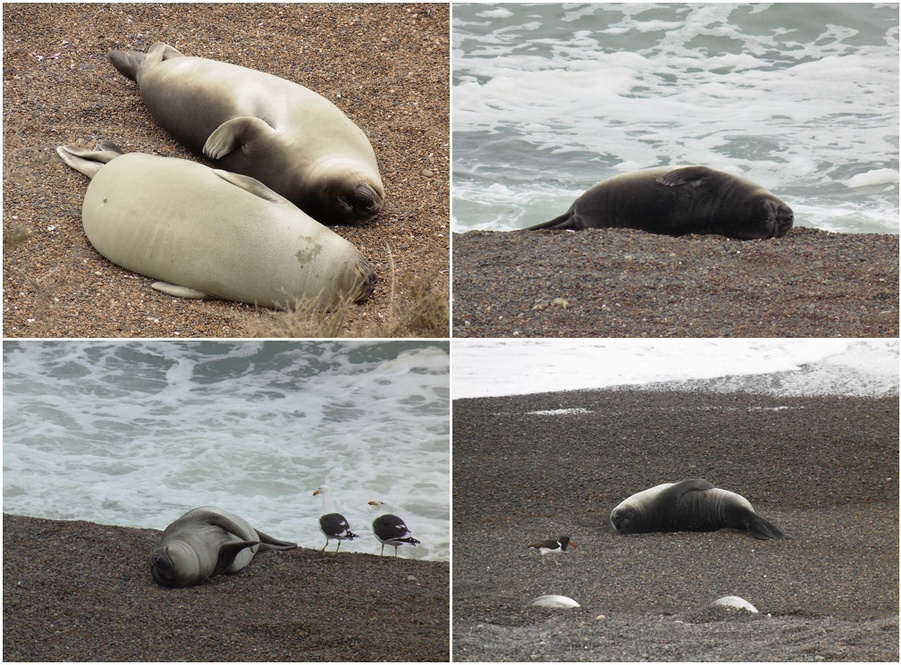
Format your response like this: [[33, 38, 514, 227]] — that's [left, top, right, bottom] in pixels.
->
[[56, 144, 125, 179], [655, 166, 716, 188], [151, 282, 211, 299], [212, 540, 260, 577], [203, 117, 275, 160], [213, 170, 284, 203]]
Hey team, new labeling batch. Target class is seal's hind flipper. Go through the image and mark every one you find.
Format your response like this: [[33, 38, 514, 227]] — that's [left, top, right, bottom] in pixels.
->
[[746, 513, 786, 540], [108, 49, 146, 81], [255, 529, 298, 551], [56, 144, 124, 179], [526, 207, 578, 230], [109, 42, 185, 81]]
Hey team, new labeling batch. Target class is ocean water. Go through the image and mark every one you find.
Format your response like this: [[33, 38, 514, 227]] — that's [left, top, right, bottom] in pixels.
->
[[453, 3, 899, 234], [453, 339, 899, 399], [3, 341, 450, 561]]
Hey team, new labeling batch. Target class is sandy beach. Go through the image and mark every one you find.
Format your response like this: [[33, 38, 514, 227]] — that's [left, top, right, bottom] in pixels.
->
[[3, 3, 449, 337], [452, 227, 898, 338], [3, 513, 449, 662], [452, 384, 898, 661]]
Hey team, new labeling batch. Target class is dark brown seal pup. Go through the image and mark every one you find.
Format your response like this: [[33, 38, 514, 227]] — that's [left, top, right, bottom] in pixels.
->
[[528, 166, 794, 239], [610, 479, 786, 540], [108, 42, 384, 225]]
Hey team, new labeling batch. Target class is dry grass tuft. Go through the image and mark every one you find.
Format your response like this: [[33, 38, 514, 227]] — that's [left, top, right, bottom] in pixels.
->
[[243, 267, 449, 339]]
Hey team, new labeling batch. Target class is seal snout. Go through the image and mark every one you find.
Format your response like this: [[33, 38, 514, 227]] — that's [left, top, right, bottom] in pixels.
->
[[354, 257, 377, 303], [764, 199, 794, 238], [352, 183, 384, 220]]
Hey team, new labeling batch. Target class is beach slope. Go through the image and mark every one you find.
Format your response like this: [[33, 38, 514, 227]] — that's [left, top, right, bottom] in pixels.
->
[[453, 228, 898, 338], [452, 387, 898, 661], [4, 514, 449, 661]]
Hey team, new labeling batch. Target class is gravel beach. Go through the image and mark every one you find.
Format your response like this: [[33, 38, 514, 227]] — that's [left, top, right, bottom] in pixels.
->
[[3, 513, 449, 662], [452, 385, 898, 661], [3, 3, 449, 337], [452, 228, 898, 338]]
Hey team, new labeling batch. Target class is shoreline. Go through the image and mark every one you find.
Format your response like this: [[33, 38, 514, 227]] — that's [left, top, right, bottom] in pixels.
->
[[452, 227, 898, 338], [452, 387, 898, 661], [3, 513, 449, 662]]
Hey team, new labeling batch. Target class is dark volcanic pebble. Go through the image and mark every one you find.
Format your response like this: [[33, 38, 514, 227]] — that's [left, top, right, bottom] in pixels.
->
[[452, 387, 898, 661], [452, 228, 898, 338], [3, 514, 449, 662], [3, 3, 449, 337]]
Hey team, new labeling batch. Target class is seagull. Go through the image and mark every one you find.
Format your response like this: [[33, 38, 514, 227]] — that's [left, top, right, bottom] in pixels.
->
[[313, 485, 358, 552], [368, 500, 420, 557]]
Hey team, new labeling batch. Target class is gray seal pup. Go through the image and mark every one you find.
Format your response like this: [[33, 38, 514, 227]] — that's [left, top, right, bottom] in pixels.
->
[[610, 479, 786, 540], [56, 143, 375, 310], [150, 506, 297, 587], [108, 42, 384, 225], [528, 166, 794, 239]]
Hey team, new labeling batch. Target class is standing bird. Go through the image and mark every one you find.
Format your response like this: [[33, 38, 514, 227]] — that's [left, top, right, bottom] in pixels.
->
[[313, 485, 358, 553], [368, 500, 420, 557], [528, 535, 578, 561]]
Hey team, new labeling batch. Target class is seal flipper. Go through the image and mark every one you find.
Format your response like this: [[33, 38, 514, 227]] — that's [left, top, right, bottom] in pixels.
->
[[213, 170, 285, 203], [526, 206, 579, 231], [204, 117, 276, 160], [151, 282, 211, 299], [254, 529, 298, 551], [745, 513, 786, 540], [655, 166, 716, 188], [109, 42, 185, 81], [211, 540, 261, 577], [56, 144, 125, 179]]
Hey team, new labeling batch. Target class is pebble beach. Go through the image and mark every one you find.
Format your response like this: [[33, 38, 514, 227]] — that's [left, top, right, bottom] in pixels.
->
[[3, 3, 449, 337], [453, 385, 898, 661], [3, 513, 449, 662], [453, 227, 898, 338]]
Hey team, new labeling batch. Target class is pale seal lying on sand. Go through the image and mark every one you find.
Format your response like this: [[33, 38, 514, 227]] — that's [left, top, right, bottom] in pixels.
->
[[528, 166, 794, 239], [610, 479, 786, 540], [57, 143, 376, 310], [108, 42, 384, 225], [150, 506, 296, 587]]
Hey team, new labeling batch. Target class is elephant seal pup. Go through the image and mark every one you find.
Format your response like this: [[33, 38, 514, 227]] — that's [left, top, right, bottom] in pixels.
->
[[528, 166, 794, 239], [150, 506, 297, 587], [610, 479, 785, 540], [56, 143, 375, 310], [108, 42, 384, 226]]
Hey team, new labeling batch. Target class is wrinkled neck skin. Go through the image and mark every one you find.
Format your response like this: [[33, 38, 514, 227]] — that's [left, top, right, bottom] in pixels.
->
[[150, 541, 209, 587], [699, 179, 792, 240]]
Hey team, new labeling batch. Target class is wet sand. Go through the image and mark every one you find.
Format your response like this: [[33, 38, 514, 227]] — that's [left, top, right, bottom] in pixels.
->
[[452, 228, 898, 338], [3, 3, 449, 337], [3, 514, 449, 661], [452, 385, 898, 661]]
